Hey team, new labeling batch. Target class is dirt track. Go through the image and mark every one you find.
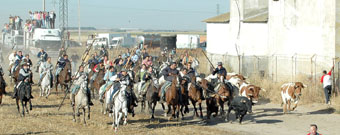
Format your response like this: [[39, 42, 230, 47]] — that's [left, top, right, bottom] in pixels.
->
[[0, 85, 339, 135]]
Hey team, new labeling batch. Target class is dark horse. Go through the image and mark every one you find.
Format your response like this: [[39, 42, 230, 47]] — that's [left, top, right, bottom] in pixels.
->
[[16, 79, 33, 116], [12, 62, 33, 84], [145, 78, 159, 119], [0, 73, 6, 105], [55, 61, 72, 95], [158, 75, 180, 120], [188, 77, 204, 118], [88, 66, 106, 98]]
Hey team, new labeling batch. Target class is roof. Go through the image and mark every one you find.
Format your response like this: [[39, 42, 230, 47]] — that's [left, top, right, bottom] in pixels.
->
[[243, 13, 268, 23], [202, 12, 230, 23]]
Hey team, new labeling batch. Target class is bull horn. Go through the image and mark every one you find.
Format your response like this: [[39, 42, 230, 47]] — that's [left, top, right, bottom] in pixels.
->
[[303, 84, 307, 88], [261, 88, 267, 92]]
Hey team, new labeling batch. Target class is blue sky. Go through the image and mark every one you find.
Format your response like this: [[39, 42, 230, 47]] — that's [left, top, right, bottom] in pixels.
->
[[0, 0, 230, 30]]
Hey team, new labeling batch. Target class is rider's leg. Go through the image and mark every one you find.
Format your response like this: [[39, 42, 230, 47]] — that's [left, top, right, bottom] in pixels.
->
[[71, 85, 80, 105], [89, 72, 98, 88], [161, 81, 171, 100], [87, 87, 94, 106]]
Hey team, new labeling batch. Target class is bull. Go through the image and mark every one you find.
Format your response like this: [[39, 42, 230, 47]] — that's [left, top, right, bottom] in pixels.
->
[[226, 96, 252, 124]]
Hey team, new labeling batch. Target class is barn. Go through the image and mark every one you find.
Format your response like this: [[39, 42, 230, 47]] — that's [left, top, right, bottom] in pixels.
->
[[203, 0, 340, 82]]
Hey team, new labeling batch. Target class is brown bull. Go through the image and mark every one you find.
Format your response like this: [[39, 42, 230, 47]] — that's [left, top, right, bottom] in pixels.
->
[[239, 84, 264, 104], [281, 82, 306, 114]]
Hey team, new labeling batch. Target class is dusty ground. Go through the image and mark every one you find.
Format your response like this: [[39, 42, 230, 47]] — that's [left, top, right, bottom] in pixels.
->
[[1, 86, 339, 135]]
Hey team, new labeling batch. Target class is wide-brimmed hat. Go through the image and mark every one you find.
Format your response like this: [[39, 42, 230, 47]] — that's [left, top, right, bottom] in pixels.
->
[[217, 62, 222, 66]]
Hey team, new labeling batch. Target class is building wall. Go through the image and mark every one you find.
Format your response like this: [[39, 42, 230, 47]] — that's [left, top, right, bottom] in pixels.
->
[[239, 23, 268, 56], [206, 23, 234, 55]]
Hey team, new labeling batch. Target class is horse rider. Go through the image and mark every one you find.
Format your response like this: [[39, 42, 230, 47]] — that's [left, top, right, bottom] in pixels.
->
[[88, 54, 99, 66], [11, 51, 23, 76], [186, 62, 197, 79], [0, 65, 7, 94], [167, 53, 174, 63], [109, 68, 137, 107], [38, 57, 53, 87], [89, 60, 105, 88], [113, 55, 122, 66], [58, 47, 67, 59], [36, 49, 48, 72], [99, 66, 116, 102], [115, 59, 124, 73], [159, 51, 167, 64], [70, 65, 94, 106], [23, 54, 33, 70], [8, 50, 17, 74], [99, 45, 108, 59], [55, 54, 70, 82], [131, 52, 139, 64], [212, 62, 227, 81], [182, 52, 193, 66], [160, 62, 179, 101], [12, 63, 33, 99], [135, 64, 147, 99]]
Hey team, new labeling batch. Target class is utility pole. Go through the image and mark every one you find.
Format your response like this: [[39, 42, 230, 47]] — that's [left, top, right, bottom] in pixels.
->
[[59, 0, 68, 47], [43, 0, 46, 12], [78, 0, 81, 45]]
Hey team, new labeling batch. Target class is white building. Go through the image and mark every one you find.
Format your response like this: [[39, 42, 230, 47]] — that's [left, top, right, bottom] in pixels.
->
[[203, 0, 340, 81]]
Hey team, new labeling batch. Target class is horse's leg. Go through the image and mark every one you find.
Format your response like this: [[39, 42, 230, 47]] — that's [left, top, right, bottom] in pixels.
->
[[21, 100, 25, 116], [87, 106, 91, 120], [55, 82, 58, 96], [198, 102, 203, 118], [40, 87, 43, 97], [180, 104, 185, 120], [191, 100, 198, 118], [29, 100, 32, 110], [152, 101, 157, 119], [24, 101, 29, 114], [16, 99, 20, 115], [219, 100, 225, 117], [140, 100, 144, 113], [177, 104, 181, 120], [72, 104, 76, 122], [83, 108, 86, 125]]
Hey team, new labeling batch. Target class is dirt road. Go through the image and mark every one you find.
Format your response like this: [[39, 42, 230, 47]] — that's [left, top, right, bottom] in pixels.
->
[[0, 85, 339, 135]]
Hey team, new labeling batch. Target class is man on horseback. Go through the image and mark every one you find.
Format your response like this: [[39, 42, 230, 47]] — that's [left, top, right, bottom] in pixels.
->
[[0, 65, 7, 94], [36, 49, 48, 72], [58, 47, 67, 59], [99, 45, 108, 60], [12, 63, 33, 99], [71, 66, 93, 106], [109, 69, 137, 107], [23, 54, 33, 70], [55, 54, 70, 82], [136, 64, 147, 99], [38, 57, 53, 87], [159, 51, 167, 64], [11, 51, 23, 76], [99, 66, 116, 102], [89, 60, 105, 88], [8, 50, 17, 75], [160, 62, 179, 101], [186, 62, 197, 78]]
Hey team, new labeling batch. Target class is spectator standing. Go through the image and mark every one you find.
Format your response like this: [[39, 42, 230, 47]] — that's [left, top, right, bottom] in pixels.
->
[[320, 66, 334, 105]]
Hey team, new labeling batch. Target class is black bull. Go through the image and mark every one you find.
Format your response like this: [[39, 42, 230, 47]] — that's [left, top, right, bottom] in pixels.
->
[[226, 96, 252, 124]]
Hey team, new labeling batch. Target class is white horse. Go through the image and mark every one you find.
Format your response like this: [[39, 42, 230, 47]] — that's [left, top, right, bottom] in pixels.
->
[[71, 81, 90, 125], [111, 83, 128, 132], [39, 70, 52, 98]]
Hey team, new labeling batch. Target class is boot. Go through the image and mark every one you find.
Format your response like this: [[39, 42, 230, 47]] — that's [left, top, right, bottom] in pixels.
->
[[12, 87, 17, 99], [35, 66, 39, 73], [87, 92, 94, 106]]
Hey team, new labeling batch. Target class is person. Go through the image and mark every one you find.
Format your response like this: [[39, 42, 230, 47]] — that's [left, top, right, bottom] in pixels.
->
[[38, 57, 53, 87], [58, 47, 67, 59], [89, 60, 105, 88], [139, 66, 157, 99], [186, 62, 197, 78], [36, 49, 48, 72], [123, 56, 133, 68], [113, 55, 122, 65], [212, 62, 227, 81], [99, 66, 116, 102], [136, 64, 147, 97], [103, 56, 110, 70], [12, 51, 24, 75], [12, 63, 33, 99], [307, 124, 322, 135], [88, 54, 99, 67], [70, 54, 80, 73], [99, 45, 108, 59], [115, 59, 124, 73], [141, 49, 149, 60], [0, 65, 7, 94], [70, 66, 93, 106], [109, 69, 137, 107], [182, 52, 193, 66], [167, 53, 174, 63], [23, 54, 33, 69], [131, 52, 139, 64], [142, 56, 153, 67], [55, 55, 70, 80], [321, 66, 334, 105], [159, 51, 167, 64], [160, 62, 179, 101]]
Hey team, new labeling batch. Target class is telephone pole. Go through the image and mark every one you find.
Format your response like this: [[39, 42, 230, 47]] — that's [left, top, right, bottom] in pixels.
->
[[59, 0, 68, 47], [78, 0, 81, 45]]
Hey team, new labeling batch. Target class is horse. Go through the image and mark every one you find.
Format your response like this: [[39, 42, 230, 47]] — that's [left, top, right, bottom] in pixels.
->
[[145, 77, 159, 119], [55, 61, 72, 95], [88, 67, 106, 98], [0, 74, 6, 105], [188, 79, 204, 118], [159, 75, 181, 120], [216, 81, 233, 117], [15, 79, 33, 117], [71, 80, 90, 125], [39, 70, 52, 98], [111, 83, 128, 132], [179, 77, 190, 120]]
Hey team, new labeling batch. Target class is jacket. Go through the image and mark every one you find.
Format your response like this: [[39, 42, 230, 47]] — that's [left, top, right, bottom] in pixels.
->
[[162, 66, 179, 82]]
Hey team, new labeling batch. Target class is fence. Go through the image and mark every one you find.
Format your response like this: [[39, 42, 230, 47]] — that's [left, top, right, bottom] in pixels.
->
[[205, 52, 340, 96]]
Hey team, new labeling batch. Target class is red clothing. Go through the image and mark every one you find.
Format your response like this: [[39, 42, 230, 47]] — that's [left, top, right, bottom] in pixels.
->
[[93, 64, 98, 72], [321, 69, 332, 83], [307, 133, 322, 135]]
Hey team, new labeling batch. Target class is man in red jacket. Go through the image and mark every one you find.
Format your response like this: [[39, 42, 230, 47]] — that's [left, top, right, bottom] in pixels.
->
[[320, 66, 334, 105], [307, 124, 322, 135]]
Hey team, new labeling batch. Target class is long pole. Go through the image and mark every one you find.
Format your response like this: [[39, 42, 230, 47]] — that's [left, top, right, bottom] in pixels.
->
[[78, 0, 81, 45], [201, 50, 215, 69], [43, 0, 46, 12]]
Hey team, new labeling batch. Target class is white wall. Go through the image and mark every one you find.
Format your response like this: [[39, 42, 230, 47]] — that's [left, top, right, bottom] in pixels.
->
[[206, 23, 238, 55], [239, 23, 268, 56]]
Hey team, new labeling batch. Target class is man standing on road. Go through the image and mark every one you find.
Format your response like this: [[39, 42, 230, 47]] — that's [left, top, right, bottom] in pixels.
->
[[320, 66, 334, 105], [307, 124, 322, 135]]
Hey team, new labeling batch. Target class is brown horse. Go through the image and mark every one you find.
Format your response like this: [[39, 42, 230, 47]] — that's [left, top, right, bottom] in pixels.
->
[[188, 78, 204, 118], [145, 78, 159, 119], [0, 74, 6, 105], [159, 75, 180, 120], [88, 66, 106, 98], [179, 77, 190, 119], [55, 61, 72, 95], [216, 82, 232, 117]]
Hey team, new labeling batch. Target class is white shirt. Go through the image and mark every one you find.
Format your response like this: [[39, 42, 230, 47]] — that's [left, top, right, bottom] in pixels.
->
[[323, 75, 332, 88], [8, 53, 16, 66]]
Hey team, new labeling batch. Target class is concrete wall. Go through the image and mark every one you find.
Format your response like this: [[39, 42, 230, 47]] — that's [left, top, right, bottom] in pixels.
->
[[206, 23, 235, 55], [239, 23, 268, 55]]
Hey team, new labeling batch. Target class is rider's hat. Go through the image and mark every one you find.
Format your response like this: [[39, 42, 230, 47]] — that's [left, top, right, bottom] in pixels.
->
[[121, 68, 127, 72], [218, 62, 222, 66]]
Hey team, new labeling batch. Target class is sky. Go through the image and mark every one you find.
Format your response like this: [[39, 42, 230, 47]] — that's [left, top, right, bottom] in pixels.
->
[[0, 0, 230, 30]]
